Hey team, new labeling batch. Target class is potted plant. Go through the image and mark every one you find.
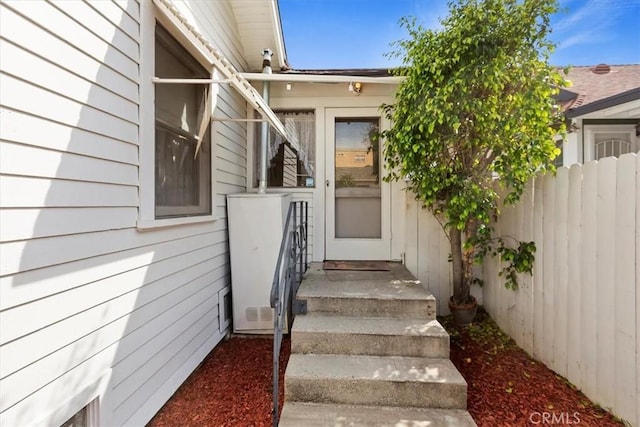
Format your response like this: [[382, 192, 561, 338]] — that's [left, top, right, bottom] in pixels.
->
[[381, 0, 566, 323]]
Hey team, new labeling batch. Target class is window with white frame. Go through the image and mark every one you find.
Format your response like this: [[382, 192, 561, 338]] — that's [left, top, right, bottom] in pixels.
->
[[585, 125, 638, 161], [254, 110, 316, 188], [154, 24, 212, 218]]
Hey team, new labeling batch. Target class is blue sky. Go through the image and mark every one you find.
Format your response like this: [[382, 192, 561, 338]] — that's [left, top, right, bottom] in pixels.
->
[[278, 0, 640, 69]]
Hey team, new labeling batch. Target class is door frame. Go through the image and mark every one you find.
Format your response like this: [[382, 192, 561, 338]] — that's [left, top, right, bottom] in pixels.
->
[[324, 107, 391, 260]]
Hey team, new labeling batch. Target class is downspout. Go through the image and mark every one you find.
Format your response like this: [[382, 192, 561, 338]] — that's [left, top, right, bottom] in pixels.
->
[[258, 48, 273, 194]]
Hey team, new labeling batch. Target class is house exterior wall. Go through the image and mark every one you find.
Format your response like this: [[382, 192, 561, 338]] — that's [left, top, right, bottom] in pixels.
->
[[265, 83, 400, 264], [482, 154, 639, 426], [0, 1, 249, 425]]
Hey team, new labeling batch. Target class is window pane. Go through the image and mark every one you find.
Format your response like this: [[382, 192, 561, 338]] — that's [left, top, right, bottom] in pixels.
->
[[155, 25, 208, 134], [255, 111, 316, 188], [154, 24, 211, 218], [155, 124, 211, 218]]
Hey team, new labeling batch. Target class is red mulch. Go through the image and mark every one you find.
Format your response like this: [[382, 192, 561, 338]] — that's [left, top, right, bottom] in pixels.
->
[[148, 311, 624, 427], [443, 309, 624, 426], [148, 336, 290, 427]]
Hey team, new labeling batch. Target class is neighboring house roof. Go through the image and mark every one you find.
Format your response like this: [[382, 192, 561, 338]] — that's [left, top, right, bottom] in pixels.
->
[[566, 87, 640, 118], [560, 64, 640, 115]]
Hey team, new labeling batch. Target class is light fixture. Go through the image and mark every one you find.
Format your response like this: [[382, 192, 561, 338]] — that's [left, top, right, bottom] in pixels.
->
[[348, 81, 362, 95], [286, 82, 292, 91], [569, 119, 580, 133]]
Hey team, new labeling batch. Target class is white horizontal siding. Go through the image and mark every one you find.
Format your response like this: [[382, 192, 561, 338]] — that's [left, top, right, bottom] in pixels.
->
[[123, 329, 224, 427], [1, 109, 137, 165], [109, 287, 218, 408], [0, 142, 137, 185], [0, 1, 249, 426], [0, 207, 137, 242], [172, 0, 247, 71], [0, 6, 138, 101], [0, 239, 227, 344], [0, 175, 139, 208], [0, 41, 138, 123], [1, 73, 138, 143], [49, 0, 139, 61], [87, 0, 140, 41], [0, 231, 225, 311], [0, 264, 221, 412], [0, 223, 226, 279], [1, 1, 138, 81]]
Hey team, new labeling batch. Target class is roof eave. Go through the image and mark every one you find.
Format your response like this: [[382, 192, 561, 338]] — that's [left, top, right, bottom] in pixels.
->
[[566, 87, 640, 118], [271, 0, 288, 69]]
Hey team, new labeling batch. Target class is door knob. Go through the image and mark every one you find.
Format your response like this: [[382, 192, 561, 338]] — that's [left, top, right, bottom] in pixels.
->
[[326, 180, 330, 187]]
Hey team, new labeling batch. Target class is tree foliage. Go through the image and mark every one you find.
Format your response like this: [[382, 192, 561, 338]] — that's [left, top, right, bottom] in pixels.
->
[[381, 0, 567, 305]]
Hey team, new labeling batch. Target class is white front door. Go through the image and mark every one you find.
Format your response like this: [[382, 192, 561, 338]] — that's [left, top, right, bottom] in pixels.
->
[[325, 108, 391, 260]]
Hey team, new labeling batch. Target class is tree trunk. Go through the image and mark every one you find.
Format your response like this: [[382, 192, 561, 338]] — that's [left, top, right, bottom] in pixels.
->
[[462, 220, 478, 304], [450, 228, 465, 305]]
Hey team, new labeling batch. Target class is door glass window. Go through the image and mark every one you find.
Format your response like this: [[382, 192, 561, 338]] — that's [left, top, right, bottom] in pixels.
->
[[334, 118, 381, 238]]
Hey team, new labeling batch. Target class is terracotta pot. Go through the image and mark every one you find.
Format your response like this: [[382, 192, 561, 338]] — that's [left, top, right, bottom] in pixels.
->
[[448, 295, 478, 324]]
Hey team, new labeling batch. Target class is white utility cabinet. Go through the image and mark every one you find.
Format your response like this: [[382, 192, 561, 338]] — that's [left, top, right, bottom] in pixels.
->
[[227, 193, 291, 333]]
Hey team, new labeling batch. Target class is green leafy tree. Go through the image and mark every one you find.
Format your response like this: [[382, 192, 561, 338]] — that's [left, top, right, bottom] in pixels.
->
[[381, 0, 567, 307]]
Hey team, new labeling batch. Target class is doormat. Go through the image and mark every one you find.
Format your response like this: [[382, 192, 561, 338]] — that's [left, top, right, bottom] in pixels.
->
[[323, 261, 390, 271]]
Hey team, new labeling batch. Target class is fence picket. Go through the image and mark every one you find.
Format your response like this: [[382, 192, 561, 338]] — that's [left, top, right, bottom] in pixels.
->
[[636, 154, 640, 427], [580, 160, 598, 401], [596, 157, 617, 410], [613, 154, 637, 423], [554, 167, 569, 377], [520, 180, 535, 354], [566, 164, 583, 387], [542, 174, 556, 368], [532, 176, 545, 361]]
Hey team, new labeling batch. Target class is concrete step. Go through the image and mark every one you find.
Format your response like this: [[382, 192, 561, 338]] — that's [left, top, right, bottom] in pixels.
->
[[297, 274, 436, 319], [279, 402, 477, 427], [285, 353, 467, 409], [291, 314, 449, 358]]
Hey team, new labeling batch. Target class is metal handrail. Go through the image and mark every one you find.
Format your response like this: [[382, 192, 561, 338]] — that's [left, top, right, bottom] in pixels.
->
[[270, 200, 308, 427]]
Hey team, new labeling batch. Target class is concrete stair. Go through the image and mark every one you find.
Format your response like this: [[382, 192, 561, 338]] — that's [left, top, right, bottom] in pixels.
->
[[279, 263, 476, 426], [292, 315, 450, 357], [279, 402, 476, 427]]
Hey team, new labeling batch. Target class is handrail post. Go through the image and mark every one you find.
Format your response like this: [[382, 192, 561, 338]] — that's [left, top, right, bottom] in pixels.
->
[[304, 202, 308, 270], [293, 202, 298, 284]]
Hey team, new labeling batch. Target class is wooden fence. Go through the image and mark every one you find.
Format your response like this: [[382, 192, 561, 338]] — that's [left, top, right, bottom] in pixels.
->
[[482, 153, 639, 426]]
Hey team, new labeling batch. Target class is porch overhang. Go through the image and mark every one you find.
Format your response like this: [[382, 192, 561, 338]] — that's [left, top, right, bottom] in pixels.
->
[[152, 0, 296, 142], [241, 72, 403, 85]]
